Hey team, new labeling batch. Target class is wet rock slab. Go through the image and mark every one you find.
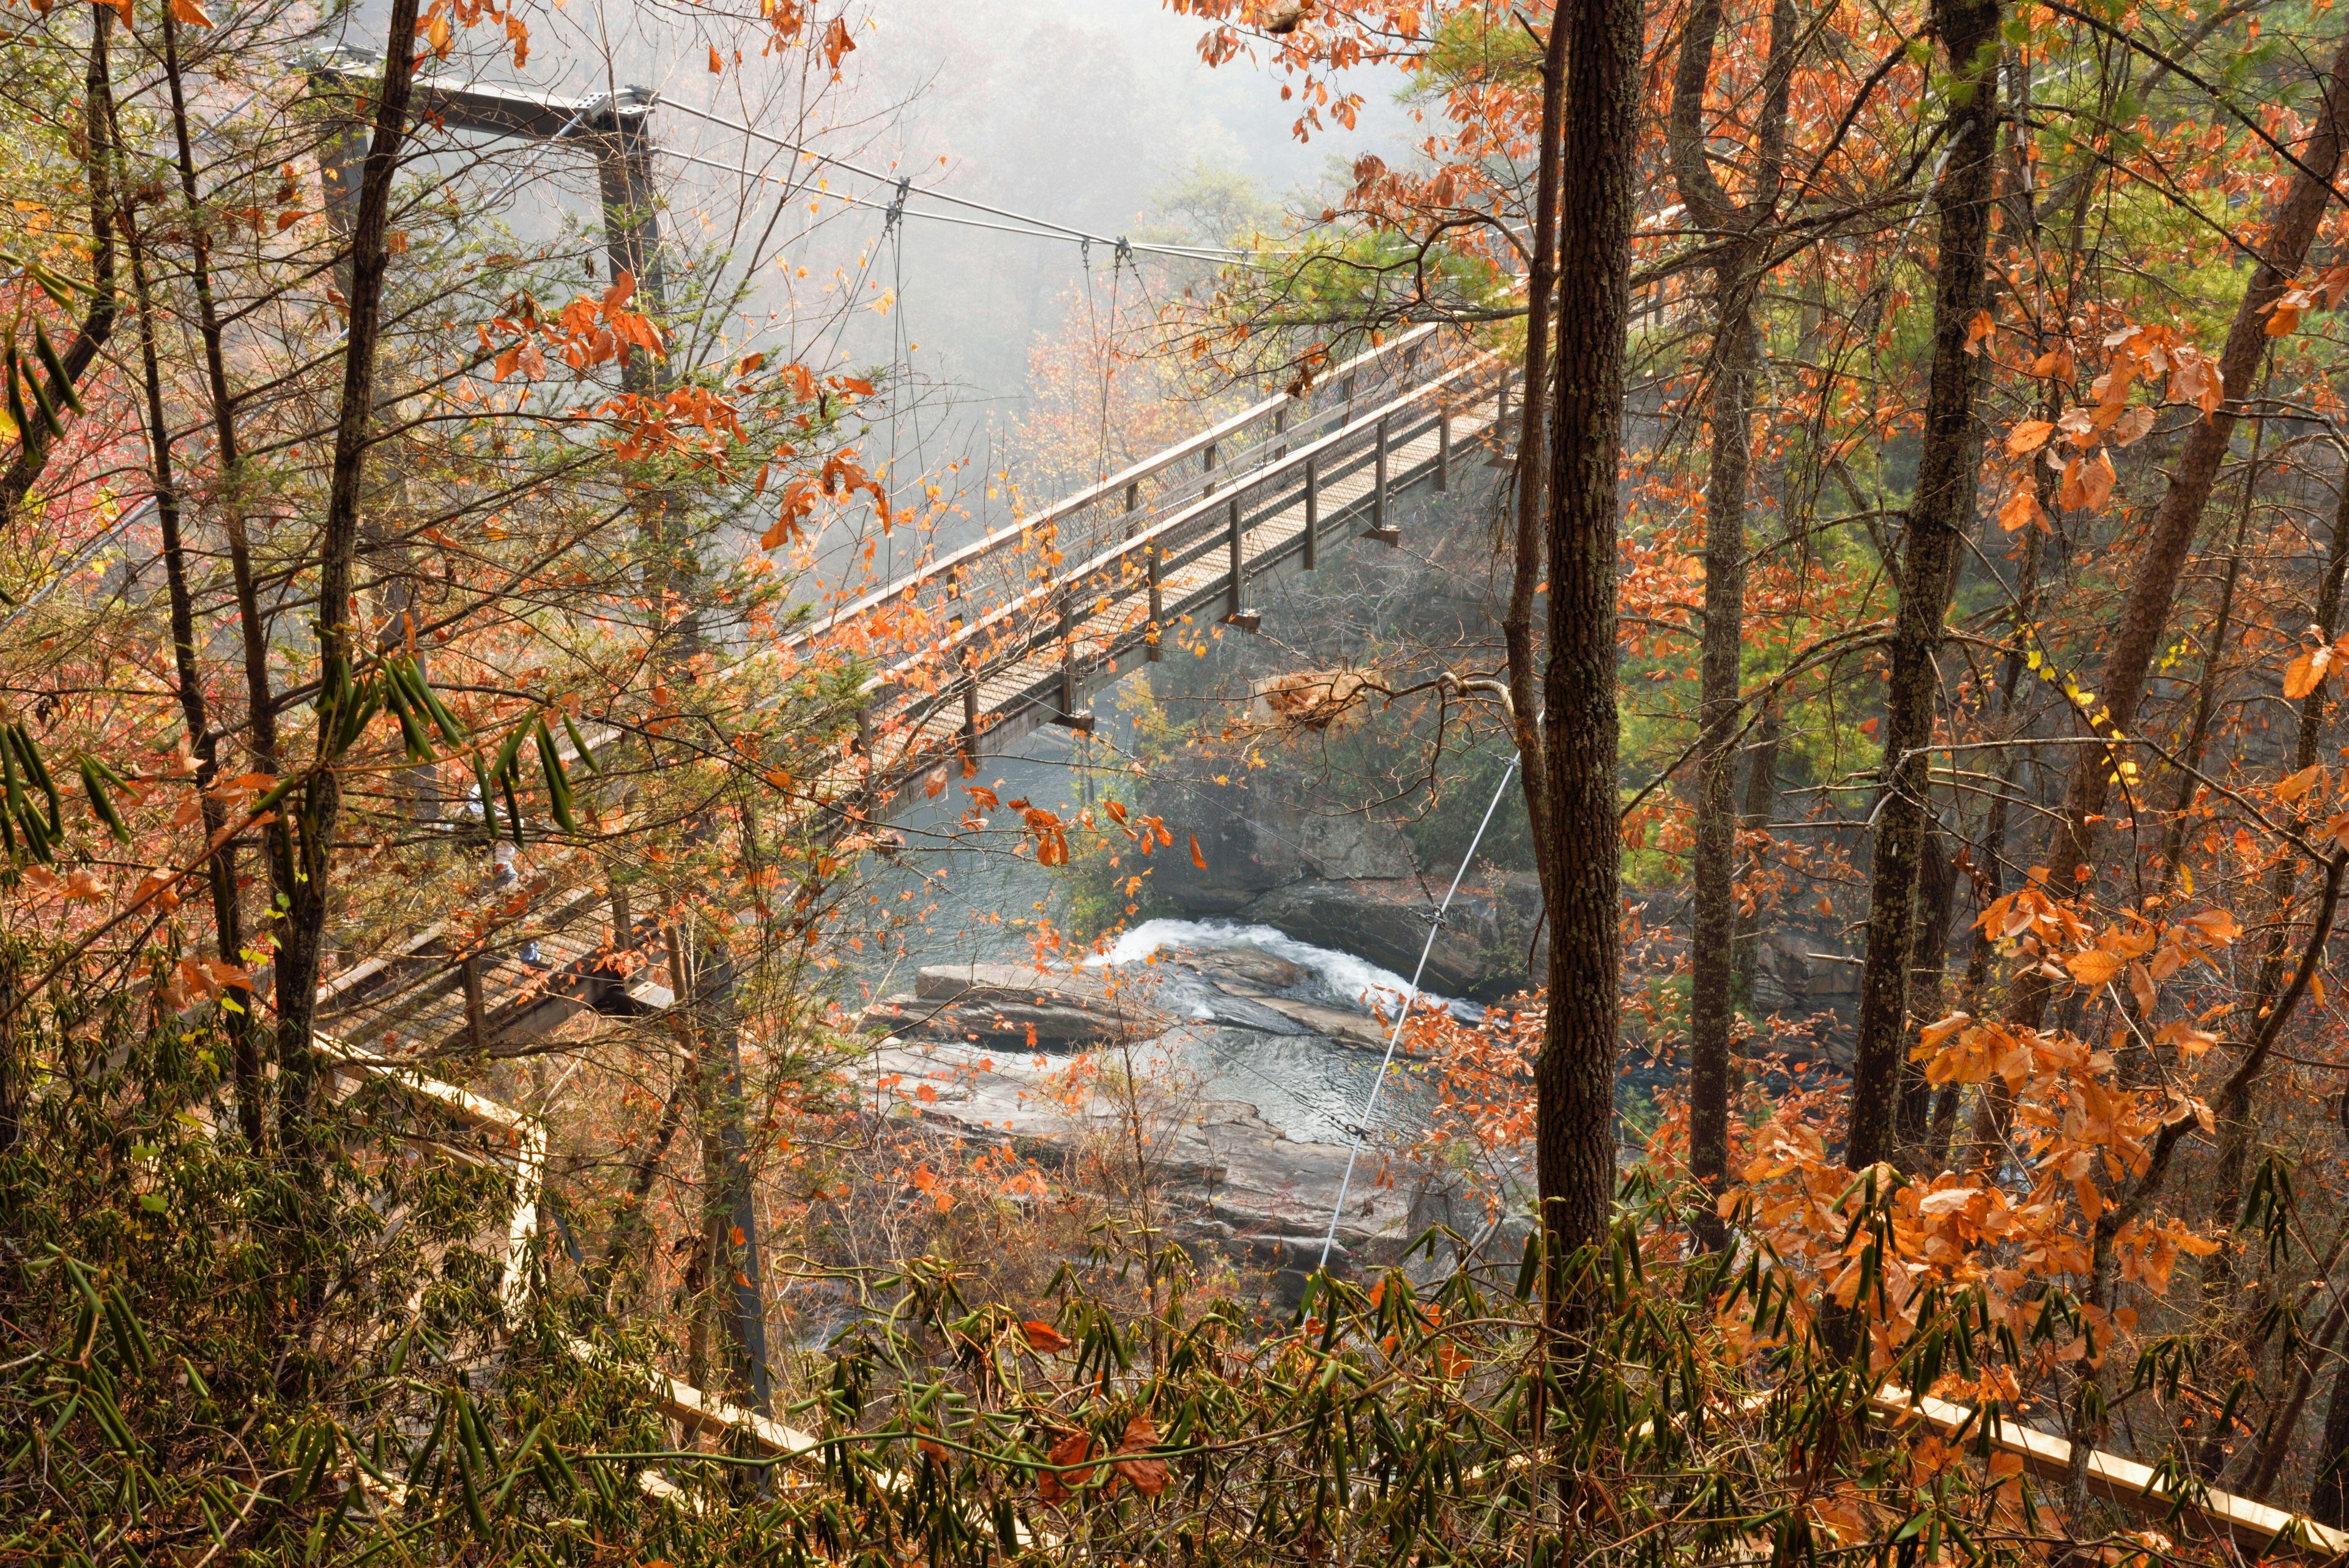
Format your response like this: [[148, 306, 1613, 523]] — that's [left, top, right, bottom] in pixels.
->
[[1162, 945, 1395, 1050], [863, 962, 1165, 1048], [856, 1036, 1433, 1259]]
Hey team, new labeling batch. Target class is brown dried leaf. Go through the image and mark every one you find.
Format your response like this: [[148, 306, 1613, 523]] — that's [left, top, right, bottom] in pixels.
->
[[1037, 1429, 1096, 1504], [1112, 1417, 1168, 1499]]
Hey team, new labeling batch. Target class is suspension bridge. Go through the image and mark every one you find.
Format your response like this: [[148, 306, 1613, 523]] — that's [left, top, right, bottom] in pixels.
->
[[811, 320, 1510, 781]]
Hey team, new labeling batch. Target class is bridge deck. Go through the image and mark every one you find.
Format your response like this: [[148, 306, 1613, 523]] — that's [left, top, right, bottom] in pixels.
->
[[861, 359, 1505, 781]]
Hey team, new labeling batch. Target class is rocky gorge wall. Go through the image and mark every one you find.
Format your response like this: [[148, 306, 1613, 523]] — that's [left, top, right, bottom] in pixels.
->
[[1139, 771, 1546, 1000]]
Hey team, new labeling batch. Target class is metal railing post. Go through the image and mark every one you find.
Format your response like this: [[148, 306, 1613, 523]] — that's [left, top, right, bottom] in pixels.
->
[[1146, 546, 1164, 661], [1225, 496, 1258, 630], [1365, 416, 1398, 544], [1203, 440, 1217, 497], [462, 951, 488, 1052], [960, 659, 980, 760], [1303, 456, 1319, 571], [1436, 402, 1451, 492], [1490, 365, 1519, 469], [1053, 587, 1093, 732]]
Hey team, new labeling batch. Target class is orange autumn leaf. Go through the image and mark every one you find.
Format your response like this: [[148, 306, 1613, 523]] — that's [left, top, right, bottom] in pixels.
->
[[2065, 948, 2122, 987], [1998, 483, 2044, 533], [2285, 645, 2336, 700], [1020, 1319, 1071, 1352], [2077, 448, 2116, 509], [2169, 351, 2222, 414], [823, 13, 856, 71], [2184, 908, 2241, 944], [1190, 833, 1208, 871], [2154, 1018, 2221, 1058], [2006, 419, 2055, 455]]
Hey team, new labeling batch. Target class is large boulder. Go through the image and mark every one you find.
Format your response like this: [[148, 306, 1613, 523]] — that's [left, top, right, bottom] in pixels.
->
[[1241, 875, 1543, 1001], [855, 1038, 1490, 1292], [1148, 776, 1418, 915], [1746, 928, 1863, 1063], [864, 962, 1164, 1048]]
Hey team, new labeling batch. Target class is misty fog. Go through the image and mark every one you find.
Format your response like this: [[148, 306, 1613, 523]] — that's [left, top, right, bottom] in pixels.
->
[[324, 0, 1416, 579]]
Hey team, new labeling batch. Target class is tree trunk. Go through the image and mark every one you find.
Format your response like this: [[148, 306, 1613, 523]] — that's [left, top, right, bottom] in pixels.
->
[[121, 205, 261, 1147], [275, 0, 423, 1111], [1671, 0, 1797, 1250], [160, 6, 294, 1024], [1844, 0, 2004, 1173], [673, 925, 770, 1412], [1896, 830, 1959, 1151], [1532, 0, 1641, 1271], [0, 10, 117, 1166], [587, 1069, 687, 1307], [1732, 699, 1781, 1003], [1504, 0, 1567, 860]]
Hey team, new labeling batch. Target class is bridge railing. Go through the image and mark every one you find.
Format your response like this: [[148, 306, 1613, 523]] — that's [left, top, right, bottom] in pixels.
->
[[850, 340, 1510, 774], [792, 322, 1464, 653]]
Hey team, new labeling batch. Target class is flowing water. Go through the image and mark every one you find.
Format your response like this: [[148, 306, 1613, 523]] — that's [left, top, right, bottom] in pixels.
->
[[1086, 920, 1453, 1144], [852, 688, 1457, 1147]]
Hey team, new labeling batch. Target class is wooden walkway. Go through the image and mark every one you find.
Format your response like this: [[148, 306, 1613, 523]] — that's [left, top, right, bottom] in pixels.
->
[[313, 329, 1516, 1059], [801, 324, 1510, 783]]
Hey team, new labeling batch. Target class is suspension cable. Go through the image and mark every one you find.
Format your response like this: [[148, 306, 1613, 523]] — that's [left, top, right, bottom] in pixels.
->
[[656, 97, 1261, 264], [1316, 754, 1521, 1272]]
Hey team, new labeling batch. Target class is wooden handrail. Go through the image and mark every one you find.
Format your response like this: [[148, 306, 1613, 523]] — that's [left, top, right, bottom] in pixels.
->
[[1871, 1384, 2349, 1559], [316, 1033, 544, 1319], [788, 322, 1447, 650], [870, 351, 1500, 691]]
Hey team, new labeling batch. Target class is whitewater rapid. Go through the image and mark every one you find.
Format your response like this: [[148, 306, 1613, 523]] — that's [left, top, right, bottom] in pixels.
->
[[1092, 917, 1477, 1024]]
